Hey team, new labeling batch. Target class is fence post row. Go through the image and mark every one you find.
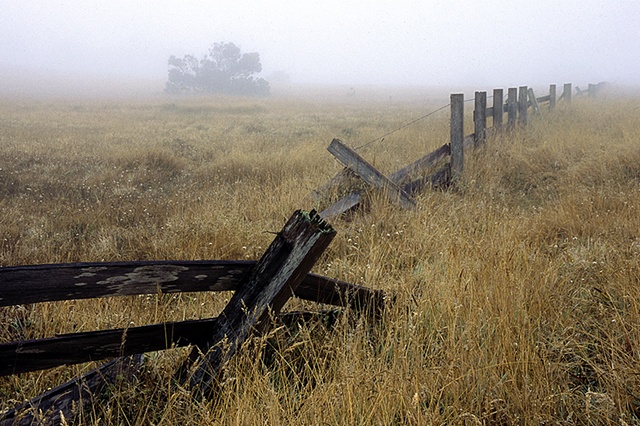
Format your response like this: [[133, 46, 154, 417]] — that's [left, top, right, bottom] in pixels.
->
[[318, 81, 583, 219]]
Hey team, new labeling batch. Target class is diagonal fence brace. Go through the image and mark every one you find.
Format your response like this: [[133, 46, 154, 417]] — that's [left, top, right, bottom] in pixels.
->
[[320, 140, 450, 219], [327, 139, 416, 210]]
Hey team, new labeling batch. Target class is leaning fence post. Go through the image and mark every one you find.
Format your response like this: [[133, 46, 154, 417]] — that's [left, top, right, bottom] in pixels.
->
[[492, 88, 503, 130], [507, 87, 517, 130], [473, 91, 487, 147], [450, 93, 464, 182], [184, 209, 336, 398], [518, 86, 528, 126], [549, 84, 556, 110], [528, 88, 541, 115]]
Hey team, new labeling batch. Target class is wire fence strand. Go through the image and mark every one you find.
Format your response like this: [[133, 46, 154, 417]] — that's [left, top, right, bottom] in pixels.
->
[[352, 95, 488, 151], [353, 103, 450, 151]]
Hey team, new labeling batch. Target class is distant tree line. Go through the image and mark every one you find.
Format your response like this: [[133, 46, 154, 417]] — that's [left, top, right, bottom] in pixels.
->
[[165, 42, 270, 96]]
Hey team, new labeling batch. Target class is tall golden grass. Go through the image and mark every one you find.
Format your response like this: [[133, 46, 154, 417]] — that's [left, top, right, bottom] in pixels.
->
[[1, 88, 639, 424]]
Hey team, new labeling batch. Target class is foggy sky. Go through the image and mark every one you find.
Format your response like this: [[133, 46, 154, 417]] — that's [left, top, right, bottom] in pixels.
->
[[1, 0, 639, 93]]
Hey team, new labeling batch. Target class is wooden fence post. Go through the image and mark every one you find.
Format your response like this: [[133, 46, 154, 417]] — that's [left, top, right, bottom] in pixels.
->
[[474, 91, 487, 147], [450, 94, 464, 181], [493, 88, 503, 130], [588, 83, 596, 98], [564, 83, 572, 104], [507, 87, 517, 130], [549, 84, 556, 110], [518, 86, 528, 126], [184, 210, 335, 398]]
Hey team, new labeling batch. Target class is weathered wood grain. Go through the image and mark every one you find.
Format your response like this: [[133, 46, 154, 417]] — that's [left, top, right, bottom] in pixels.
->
[[0, 318, 216, 376], [185, 210, 336, 397], [0, 260, 385, 311]]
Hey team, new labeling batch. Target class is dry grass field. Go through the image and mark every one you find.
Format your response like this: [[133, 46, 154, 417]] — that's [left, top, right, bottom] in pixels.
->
[[1, 86, 640, 424]]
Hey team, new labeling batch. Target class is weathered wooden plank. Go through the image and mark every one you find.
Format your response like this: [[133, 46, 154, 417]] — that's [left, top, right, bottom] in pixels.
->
[[327, 139, 415, 209], [402, 163, 451, 195], [0, 318, 217, 376], [319, 192, 363, 220], [518, 86, 528, 126], [0, 269, 386, 376], [549, 84, 556, 109], [185, 210, 336, 397], [528, 88, 541, 115], [0, 260, 245, 306], [536, 94, 551, 103], [493, 88, 503, 129], [507, 87, 518, 129], [474, 91, 487, 147], [450, 93, 464, 181], [0, 355, 142, 426], [0, 260, 383, 311], [293, 272, 386, 314], [387, 142, 450, 185]]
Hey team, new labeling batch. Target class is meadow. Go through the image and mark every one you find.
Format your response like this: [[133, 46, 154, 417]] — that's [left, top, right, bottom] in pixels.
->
[[1, 86, 640, 424]]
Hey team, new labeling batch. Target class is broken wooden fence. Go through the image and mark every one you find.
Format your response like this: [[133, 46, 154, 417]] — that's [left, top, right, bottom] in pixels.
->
[[318, 83, 575, 219], [0, 209, 387, 425]]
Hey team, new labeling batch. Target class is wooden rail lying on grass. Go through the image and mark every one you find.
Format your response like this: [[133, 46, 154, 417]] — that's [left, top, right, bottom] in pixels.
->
[[317, 83, 594, 219], [0, 209, 388, 425]]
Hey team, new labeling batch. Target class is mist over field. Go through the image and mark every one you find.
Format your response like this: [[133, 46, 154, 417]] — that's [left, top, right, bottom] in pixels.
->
[[1, 0, 639, 98], [3, 2, 640, 424]]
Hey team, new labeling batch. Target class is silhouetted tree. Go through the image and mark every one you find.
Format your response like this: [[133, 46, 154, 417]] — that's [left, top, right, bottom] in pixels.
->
[[165, 42, 270, 96]]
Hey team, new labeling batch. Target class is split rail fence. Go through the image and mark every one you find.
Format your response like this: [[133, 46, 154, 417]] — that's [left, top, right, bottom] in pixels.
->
[[317, 82, 602, 219], [1, 81, 603, 424], [0, 210, 387, 425]]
